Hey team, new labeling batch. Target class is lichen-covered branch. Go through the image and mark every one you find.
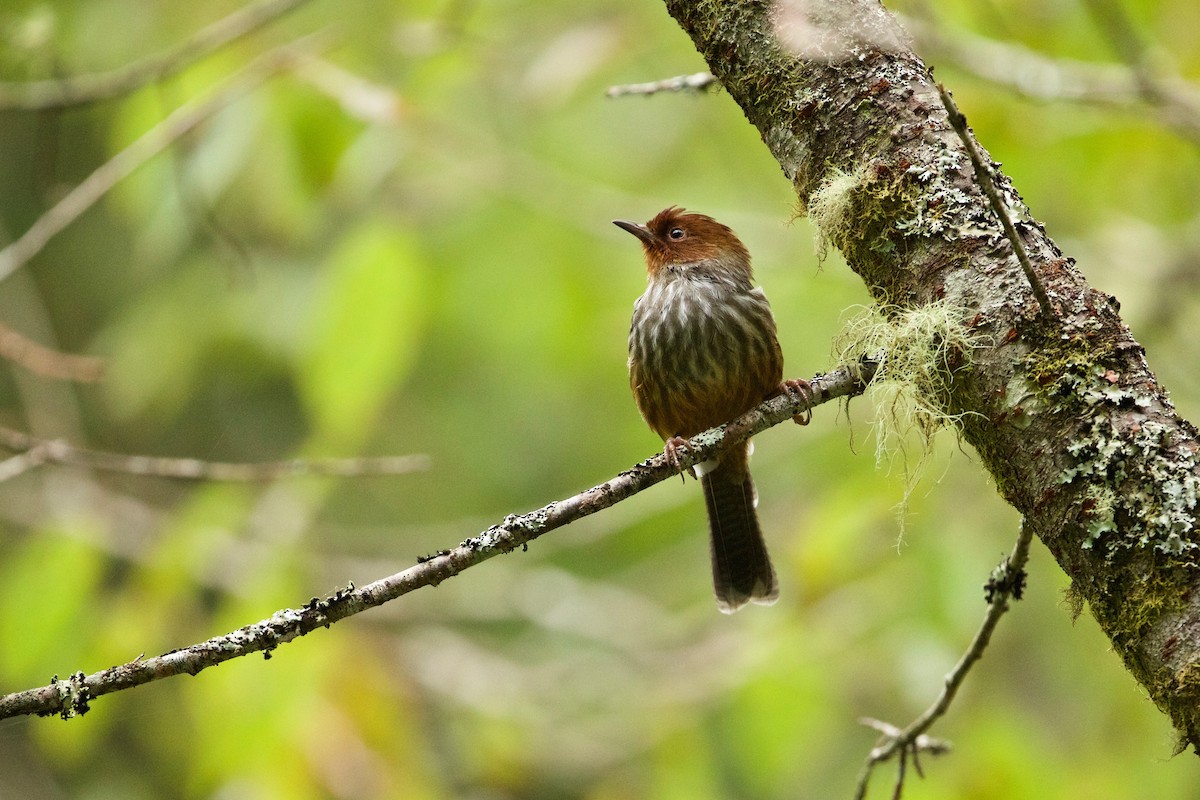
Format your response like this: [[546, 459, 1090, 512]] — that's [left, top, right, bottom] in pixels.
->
[[663, 0, 1200, 750], [0, 363, 873, 721]]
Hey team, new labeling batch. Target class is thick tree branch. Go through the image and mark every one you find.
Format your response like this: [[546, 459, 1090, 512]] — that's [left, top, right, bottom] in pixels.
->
[[0, 363, 874, 720], [663, 0, 1200, 751]]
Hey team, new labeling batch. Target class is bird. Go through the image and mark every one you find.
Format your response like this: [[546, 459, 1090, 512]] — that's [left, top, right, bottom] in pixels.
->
[[613, 206, 810, 613]]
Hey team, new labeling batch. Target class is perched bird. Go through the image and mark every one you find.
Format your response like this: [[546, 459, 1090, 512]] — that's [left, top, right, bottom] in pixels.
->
[[614, 207, 809, 613]]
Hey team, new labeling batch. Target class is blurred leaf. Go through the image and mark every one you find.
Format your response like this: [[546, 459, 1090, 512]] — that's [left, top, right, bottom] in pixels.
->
[[0, 529, 106, 683], [300, 218, 427, 447]]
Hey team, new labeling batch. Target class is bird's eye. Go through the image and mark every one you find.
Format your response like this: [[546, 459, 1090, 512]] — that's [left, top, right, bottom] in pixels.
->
[[668, 227, 685, 240]]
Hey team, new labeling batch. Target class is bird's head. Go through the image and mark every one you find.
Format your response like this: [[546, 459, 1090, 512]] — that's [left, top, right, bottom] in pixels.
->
[[613, 207, 752, 281]]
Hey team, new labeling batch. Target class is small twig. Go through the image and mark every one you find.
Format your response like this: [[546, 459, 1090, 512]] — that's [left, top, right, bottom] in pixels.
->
[[0, 33, 328, 287], [0, 425, 430, 482], [0, 442, 52, 483], [937, 82, 1054, 322], [0, 321, 104, 382], [0, 0, 313, 111], [606, 71, 716, 97], [0, 361, 876, 720], [852, 520, 1034, 799]]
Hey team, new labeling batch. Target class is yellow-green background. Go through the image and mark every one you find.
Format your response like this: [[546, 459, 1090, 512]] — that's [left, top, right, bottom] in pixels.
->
[[0, 0, 1197, 797]]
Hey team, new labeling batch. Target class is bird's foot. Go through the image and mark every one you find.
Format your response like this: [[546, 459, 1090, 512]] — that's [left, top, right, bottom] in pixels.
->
[[664, 436, 693, 482], [782, 378, 814, 425]]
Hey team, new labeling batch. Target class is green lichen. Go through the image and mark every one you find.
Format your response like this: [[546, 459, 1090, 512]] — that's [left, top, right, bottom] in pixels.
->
[[1025, 319, 1200, 561], [1064, 413, 1199, 560]]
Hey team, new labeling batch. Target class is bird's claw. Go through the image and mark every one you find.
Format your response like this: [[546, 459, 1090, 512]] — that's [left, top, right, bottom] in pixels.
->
[[664, 436, 692, 482], [783, 378, 814, 425]]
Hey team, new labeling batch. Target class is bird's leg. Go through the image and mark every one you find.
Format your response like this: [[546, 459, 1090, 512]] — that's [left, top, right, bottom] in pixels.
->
[[781, 378, 814, 426], [664, 435, 693, 482]]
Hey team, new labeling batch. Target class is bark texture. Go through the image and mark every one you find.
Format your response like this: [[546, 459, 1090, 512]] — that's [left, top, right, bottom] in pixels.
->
[[662, 0, 1200, 749]]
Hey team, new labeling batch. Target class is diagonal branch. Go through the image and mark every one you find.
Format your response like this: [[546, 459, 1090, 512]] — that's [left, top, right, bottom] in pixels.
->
[[0, 362, 875, 721], [0, 32, 328, 287], [0, 321, 105, 382], [935, 83, 1052, 319], [903, 15, 1200, 144], [852, 521, 1035, 799], [0, 0, 314, 111]]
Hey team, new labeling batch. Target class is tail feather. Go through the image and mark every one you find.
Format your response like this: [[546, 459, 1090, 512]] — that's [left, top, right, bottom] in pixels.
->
[[701, 462, 778, 613]]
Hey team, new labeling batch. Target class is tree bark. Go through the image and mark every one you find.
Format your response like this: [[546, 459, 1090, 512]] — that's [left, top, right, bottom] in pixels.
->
[[662, 0, 1200, 750]]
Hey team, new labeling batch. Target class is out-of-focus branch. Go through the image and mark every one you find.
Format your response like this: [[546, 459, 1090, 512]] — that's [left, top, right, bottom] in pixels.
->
[[0, 361, 876, 720], [0, 425, 430, 481], [0, 33, 327, 287], [0, 322, 104, 382], [0, 0, 313, 111], [905, 15, 1200, 143]]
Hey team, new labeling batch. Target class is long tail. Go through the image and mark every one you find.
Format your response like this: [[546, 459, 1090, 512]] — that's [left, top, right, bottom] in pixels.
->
[[700, 449, 778, 613]]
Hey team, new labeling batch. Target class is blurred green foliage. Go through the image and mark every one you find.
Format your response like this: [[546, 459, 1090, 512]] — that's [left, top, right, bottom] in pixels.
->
[[0, 0, 1197, 797]]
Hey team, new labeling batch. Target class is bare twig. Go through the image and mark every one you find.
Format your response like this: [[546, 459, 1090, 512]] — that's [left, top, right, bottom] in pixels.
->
[[936, 83, 1054, 322], [0, 442, 52, 483], [852, 520, 1034, 799], [0, 0, 313, 111], [606, 71, 716, 97], [0, 425, 430, 481], [0, 321, 104, 382], [0, 34, 327, 286], [0, 361, 876, 720]]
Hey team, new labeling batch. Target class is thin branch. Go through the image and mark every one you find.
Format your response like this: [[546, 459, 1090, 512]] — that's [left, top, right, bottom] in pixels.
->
[[606, 71, 717, 97], [0, 0, 313, 111], [905, 15, 1200, 143], [0, 321, 104, 382], [0, 361, 876, 720], [936, 82, 1054, 322], [0, 33, 327, 287], [852, 520, 1035, 800], [1077, 0, 1200, 142], [0, 442, 52, 483], [0, 425, 430, 481], [1080, 0, 1154, 85]]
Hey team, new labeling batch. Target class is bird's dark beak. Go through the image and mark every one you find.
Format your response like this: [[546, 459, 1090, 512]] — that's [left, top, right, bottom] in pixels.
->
[[613, 219, 656, 244]]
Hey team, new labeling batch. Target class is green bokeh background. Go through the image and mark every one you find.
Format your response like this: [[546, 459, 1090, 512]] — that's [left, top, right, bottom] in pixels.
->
[[0, 1, 1198, 797]]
